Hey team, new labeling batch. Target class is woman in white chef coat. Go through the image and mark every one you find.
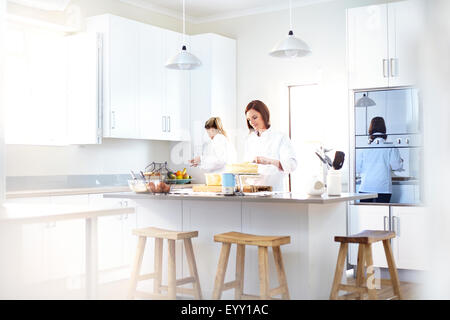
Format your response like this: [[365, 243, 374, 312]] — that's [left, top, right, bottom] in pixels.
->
[[243, 100, 297, 191], [189, 117, 236, 173], [357, 117, 403, 203]]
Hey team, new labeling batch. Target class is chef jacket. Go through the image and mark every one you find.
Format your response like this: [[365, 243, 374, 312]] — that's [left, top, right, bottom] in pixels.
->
[[243, 127, 297, 191], [200, 133, 237, 173], [356, 137, 404, 194]]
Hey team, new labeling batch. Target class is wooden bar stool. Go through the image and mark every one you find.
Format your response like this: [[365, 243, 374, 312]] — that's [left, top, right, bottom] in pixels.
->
[[329, 230, 402, 300], [212, 231, 291, 300], [127, 227, 202, 300]]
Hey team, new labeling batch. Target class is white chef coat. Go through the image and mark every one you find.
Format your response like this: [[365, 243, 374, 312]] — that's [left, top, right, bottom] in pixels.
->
[[356, 137, 403, 194], [200, 133, 237, 173], [243, 127, 297, 191]]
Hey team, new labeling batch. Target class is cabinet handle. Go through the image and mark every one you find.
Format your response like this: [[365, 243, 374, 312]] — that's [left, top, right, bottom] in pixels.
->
[[111, 111, 116, 130], [384, 216, 389, 231], [392, 216, 400, 237], [162, 116, 166, 132], [383, 59, 389, 78], [167, 116, 171, 132], [390, 58, 398, 77]]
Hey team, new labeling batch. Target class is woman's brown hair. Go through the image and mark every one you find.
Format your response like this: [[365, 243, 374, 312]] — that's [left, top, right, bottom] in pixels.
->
[[368, 116, 387, 142], [245, 100, 271, 131], [204, 117, 227, 137]]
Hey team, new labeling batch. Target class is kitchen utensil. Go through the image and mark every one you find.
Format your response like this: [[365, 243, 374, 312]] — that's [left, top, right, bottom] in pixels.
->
[[324, 155, 333, 168], [130, 170, 138, 181], [139, 171, 146, 181], [315, 152, 327, 164], [332, 151, 345, 170]]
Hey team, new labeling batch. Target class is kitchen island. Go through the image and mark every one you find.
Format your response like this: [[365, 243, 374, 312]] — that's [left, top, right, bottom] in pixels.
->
[[104, 191, 376, 299]]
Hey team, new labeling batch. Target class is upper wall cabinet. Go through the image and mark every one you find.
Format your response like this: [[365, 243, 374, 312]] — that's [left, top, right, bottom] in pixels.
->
[[190, 33, 236, 153], [347, 0, 425, 89], [86, 14, 190, 141]]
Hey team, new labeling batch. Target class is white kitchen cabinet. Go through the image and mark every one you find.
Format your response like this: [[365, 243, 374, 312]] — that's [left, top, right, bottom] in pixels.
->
[[138, 22, 165, 141], [163, 29, 190, 141], [88, 194, 137, 283], [391, 206, 429, 270], [348, 205, 390, 268], [87, 14, 190, 141], [347, 0, 424, 89], [349, 204, 429, 271], [190, 33, 237, 153], [66, 32, 102, 144], [347, 4, 389, 89]]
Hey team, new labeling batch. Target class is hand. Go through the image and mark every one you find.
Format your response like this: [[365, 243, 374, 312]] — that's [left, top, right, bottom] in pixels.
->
[[189, 156, 201, 167]]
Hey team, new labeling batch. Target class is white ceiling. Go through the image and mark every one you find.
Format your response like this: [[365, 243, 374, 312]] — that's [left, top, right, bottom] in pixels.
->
[[119, 0, 336, 23], [8, 0, 71, 11]]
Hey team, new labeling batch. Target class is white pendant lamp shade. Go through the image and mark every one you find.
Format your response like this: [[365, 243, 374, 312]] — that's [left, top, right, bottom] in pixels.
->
[[355, 93, 376, 108], [166, 45, 201, 70], [269, 30, 311, 58], [165, 0, 201, 70], [270, 0, 311, 58]]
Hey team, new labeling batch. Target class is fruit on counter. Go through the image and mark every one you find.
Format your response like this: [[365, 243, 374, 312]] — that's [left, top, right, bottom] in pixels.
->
[[182, 168, 187, 176], [176, 170, 182, 177], [176, 175, 183, 180], [168, 173, 176, 179], [183, 173, 189, 179]]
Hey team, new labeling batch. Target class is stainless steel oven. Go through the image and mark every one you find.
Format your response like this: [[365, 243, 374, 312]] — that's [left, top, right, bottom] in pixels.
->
[[351, 87, 422, 205]]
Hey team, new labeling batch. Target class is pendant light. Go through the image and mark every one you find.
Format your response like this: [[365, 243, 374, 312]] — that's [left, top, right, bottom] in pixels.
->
[[269, 0, 311, 58], [165, 0, 201, 70], [355, 93, 376, 108]]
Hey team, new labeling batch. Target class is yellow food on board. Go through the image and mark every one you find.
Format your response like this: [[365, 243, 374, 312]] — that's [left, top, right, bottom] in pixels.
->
[[205, 173, 222, 186], [225, 162, 258, 174]]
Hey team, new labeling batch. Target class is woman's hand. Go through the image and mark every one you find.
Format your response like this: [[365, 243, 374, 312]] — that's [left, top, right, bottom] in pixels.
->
[[189, 156, 201, 167], [253, 156, 283, 170]]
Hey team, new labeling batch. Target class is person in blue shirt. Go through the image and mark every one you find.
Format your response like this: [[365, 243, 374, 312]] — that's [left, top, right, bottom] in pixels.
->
[[357, 117, 403, 203]]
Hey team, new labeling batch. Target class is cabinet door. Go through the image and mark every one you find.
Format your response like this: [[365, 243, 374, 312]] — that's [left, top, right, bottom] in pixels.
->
[[388, 0, 425, 87], [67, 32, 101, 144], [348, 205, 390, 268], [391, 206, 429, 270], [138, 23, 165, 140], [109, 15, 139, 138], [163, 30, 190, 141], [347, 4, 389, 89]]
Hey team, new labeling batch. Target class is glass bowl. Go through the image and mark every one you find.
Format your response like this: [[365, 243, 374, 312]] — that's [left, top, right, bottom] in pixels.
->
[[128, 179, 149, 193], [146, 180, 172, 194]]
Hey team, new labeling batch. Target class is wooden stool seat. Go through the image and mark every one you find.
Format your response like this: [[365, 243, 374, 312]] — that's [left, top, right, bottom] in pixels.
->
[[133, 227, 198, 240], [330, 229, 402, 300], [128, 226, 202, 300], [212, 231, 291, 300], [334, 230, 395, 244], [214, 231, 291, 247]]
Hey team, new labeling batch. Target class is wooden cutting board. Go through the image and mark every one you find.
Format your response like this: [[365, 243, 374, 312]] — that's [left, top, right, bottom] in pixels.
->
[[192, 185, 273, 193], [192, 185, 223, 193]]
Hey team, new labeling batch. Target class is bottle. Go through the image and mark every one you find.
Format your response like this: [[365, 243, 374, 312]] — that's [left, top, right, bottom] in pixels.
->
[[327, 169, 342, 196]]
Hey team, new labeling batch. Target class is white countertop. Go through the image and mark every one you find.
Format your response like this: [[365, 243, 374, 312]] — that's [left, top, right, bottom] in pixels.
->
[[0, 202, 135, 224], [104, 191, 377, 204]]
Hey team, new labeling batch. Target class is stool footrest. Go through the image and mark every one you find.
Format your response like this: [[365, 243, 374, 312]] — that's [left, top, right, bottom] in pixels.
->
[[339, 284, 368, 294], [241, 294, 261, 300], [269, 285, 287, 297], [176, 277, 196, 286], [138, 272, 158, 281], [160, 285, 196, 296], [223, 280, 240, 291]]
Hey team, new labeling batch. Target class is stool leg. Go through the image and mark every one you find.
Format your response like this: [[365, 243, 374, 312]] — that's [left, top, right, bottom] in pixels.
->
[[212, 243, 231, 300], [167, 239, 176, 300], [153, 238, 163, 294], [329, 243, 348, 300], [355, 244, 366, 300], [272, 246, 290, 300], [184, 238, 203, 300], [127, 236, 147, 299], [235, 244, 245, 300], [258, 246, 270, 300], [364, 244, 378, 300], [382, 239, 402, 300]]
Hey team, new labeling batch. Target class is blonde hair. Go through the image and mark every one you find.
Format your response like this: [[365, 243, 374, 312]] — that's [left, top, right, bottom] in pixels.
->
[[205, 117, 227, 137]]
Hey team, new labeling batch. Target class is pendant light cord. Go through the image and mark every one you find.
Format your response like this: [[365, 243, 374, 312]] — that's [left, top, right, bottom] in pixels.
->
[[182, 0, 186, 44], [289, 0, 292, 31]]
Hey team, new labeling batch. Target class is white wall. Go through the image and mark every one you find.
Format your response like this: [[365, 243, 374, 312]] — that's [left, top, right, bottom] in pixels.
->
[[190, 0, 387, 186], [0, 0, 6, 199]]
